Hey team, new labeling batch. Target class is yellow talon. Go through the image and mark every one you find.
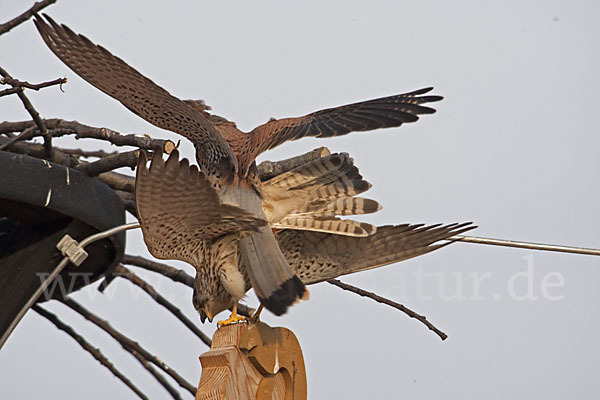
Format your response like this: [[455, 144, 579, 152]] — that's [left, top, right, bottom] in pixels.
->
[[217, 303, 246, 327]]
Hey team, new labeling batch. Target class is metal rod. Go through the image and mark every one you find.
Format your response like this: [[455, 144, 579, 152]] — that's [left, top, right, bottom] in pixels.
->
[[450, 235, 600, 256]]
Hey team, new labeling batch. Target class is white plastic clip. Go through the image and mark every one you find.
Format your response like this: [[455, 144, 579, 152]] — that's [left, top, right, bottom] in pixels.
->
[[56, 234, 89, 266]]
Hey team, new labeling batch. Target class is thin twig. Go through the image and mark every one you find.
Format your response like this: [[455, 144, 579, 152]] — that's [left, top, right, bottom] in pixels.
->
[[130, 350, 183, 400], [76, 150, 139, 176], [1, 76, 67, 92], [122, 255, 195, 287], [450, 235, 600, 256], [0, 0, 57, 36], [58, 298, 196, 396], [0, 126, 36, 150], [0, 87, 21, 97], [0, 67, 52, 158], [62, 148, 118, 158], [327, 279, 448, 341], [112, 265, 212, 347], [120, 255, 254, 318], [32, 305, 149, 400]]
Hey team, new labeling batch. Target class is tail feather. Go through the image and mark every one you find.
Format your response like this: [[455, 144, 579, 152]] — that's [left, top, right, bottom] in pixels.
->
[[295, 197, 382, 217], [265, 152, 357, 190], [262, 152, 379, 236], [272, 216, 376, 237], [226, 185, 307, 316], [238, 226, 307, 315], [309, 178, 371, 202]]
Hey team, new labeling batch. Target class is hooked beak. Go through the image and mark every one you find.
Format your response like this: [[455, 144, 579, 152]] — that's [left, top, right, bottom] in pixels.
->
[[199, 310, 213, 323]]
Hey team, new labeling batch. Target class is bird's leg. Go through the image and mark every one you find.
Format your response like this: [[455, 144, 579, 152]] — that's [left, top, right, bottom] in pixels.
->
[[217, 302, 246, 328], [251, 304, 264, 323]]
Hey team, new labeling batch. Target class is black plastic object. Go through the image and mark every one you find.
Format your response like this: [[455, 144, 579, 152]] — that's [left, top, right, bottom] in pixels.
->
[[0, 151, 126, 347]]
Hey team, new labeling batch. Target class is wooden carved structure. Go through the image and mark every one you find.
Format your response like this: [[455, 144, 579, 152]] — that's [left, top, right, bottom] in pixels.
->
[[197, 322, 307, 400]]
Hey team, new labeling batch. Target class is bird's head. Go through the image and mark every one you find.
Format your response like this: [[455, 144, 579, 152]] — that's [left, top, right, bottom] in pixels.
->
[[192, 286, 231, 324]]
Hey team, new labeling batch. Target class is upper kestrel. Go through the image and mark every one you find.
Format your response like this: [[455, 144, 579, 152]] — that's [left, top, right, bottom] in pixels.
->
[[35, 14, 443, 317]]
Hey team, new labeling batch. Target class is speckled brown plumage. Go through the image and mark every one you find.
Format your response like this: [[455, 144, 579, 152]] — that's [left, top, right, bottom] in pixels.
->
[[35, 14, 442, 178], [35, 14, 444, 316], [135, 149, 266, 261], [278, 223, 475, 285], [135, 148, 386, 319], [195, 223, 477, 318], [136, 149, 474, 320]]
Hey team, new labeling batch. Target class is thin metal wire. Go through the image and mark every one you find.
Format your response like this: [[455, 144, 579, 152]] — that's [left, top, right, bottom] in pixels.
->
[[79, 222, 140, 247], [0, 222, 140, 349], [450, 235, 600, 256]]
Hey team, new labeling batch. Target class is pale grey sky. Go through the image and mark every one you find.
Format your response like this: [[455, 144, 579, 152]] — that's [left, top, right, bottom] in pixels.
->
[[1, 0, 599, 399]]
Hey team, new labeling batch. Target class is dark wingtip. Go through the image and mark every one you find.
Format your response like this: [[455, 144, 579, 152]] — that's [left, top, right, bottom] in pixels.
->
[[410, 87, 443, 103], [33, 13, 50, 35], [259, 276, 306, 316]]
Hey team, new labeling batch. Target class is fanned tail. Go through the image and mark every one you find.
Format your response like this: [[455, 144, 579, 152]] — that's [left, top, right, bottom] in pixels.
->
[[262, 151, 381, 236]]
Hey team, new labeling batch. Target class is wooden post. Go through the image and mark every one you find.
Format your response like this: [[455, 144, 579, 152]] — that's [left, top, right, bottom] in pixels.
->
[[196, 322, 307, 400]]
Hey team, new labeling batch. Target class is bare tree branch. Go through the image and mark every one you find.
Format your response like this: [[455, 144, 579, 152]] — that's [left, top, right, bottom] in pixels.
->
[[0, 138, 137, 191], [61, 148, 118, 158], [58, 297, 196, 396], [111, 265, 212, 347], [0, 87, 21, 97], [76, 150, 139, 176], [0, 119, 175, 152], [32, 305, 149, 400], [0, 0, 57, 36], [0, 137, 136, 189], [130, 350, 183, 400], [97, 171, 135, 192], [0, 126, 36, 150], [0, 67, 52, 158], [122, 255, 195, 287], [1, 76, 66, 92], [327, 279, 448, 341], [0, 136, 78, 167], [257, 146, 330, 181]]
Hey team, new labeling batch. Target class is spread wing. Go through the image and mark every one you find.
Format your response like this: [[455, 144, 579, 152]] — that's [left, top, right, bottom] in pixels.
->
[[277, 222, 475, 285], [135, 149, 266, 265], [248, 88, 442, 160], [34, 14, 237, 175]]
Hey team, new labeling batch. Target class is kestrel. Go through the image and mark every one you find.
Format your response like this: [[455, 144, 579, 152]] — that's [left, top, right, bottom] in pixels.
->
[[135, 149, 474, 321], [36, 15, 443, 316], [136, 148, 385, 322]]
